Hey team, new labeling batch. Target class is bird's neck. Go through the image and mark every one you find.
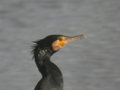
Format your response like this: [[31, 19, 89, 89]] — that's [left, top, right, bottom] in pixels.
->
[[34, 47, 54, 76], [33, 47, 63, 88], [38, 48, 53, 59]]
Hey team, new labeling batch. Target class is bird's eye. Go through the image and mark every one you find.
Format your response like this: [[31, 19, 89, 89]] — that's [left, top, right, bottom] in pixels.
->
[[59, 38, 62, 41]]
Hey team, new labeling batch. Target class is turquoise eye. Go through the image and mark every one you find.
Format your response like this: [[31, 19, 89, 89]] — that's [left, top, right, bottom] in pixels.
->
[[59, 38, 62, 41]]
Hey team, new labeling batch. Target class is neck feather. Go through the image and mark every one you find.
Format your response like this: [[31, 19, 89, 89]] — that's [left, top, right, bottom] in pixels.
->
[[33, 46, 54, 63], [33, 46, 54, 76]]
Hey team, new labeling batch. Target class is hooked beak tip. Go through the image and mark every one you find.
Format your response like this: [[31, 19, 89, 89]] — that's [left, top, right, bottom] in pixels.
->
[[80, 34, 87, 39]]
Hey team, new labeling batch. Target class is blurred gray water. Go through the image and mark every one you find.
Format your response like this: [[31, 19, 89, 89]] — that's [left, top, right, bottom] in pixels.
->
[[0, 0, 120, 90]]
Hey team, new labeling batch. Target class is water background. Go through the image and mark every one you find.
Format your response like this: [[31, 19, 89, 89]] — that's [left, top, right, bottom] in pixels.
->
[[0, 0, 120, 90]]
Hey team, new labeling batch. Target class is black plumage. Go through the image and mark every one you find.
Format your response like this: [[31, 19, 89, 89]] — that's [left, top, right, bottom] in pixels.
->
[[32, 34, 86, 90]]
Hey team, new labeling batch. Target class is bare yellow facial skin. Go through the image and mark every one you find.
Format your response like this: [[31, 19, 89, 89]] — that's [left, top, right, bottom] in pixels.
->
[[58, 41, 66, 47], [52, 34, 86, 51], [52, 36, 67, 51]]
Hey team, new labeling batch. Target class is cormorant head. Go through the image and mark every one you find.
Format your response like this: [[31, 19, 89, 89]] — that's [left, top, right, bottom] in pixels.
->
[[34, 34, 86, 53]]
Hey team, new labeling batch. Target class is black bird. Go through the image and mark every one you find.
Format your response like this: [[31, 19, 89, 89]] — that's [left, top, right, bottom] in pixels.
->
[[32, 34, 86, 90]]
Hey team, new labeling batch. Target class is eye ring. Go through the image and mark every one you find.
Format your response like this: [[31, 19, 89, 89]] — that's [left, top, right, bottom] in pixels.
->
[[59, 38, 62, 41]]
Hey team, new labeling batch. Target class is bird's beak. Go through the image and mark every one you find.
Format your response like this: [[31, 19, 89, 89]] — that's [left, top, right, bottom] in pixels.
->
[[52, 34, 86, 51], [64, 34, 87, 44]]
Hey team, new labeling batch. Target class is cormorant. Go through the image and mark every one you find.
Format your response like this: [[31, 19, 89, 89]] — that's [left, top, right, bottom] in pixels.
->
[[32, 34, 86, 90]]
